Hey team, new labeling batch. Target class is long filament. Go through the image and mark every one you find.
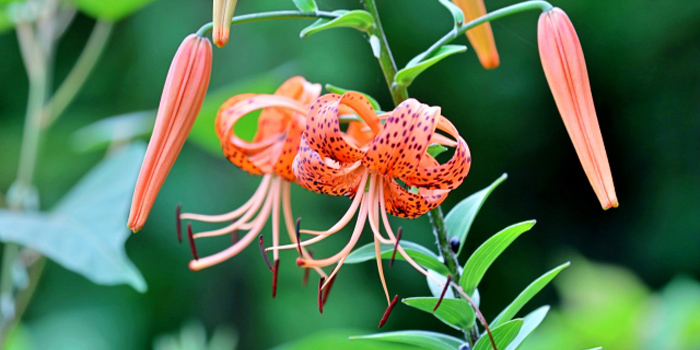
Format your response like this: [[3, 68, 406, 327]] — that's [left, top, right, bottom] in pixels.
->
[[180, 175, 272, 222]]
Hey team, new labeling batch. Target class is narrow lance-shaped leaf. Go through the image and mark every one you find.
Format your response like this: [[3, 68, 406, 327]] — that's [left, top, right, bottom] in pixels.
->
[[300, 10, 374, 38], [473, 319, 523, 350], [398, 45, 467, 88], [445, 173, 507, 255], [351, 331, 464, 350], [459, 220, 536, 295], [345, 241, 450, 276], [403, 297, 476, 331], [505, 306, 550, 350]]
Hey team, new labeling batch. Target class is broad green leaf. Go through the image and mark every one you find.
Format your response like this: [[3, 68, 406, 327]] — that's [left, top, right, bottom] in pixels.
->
[[445, 173, 507, 255], [276, 329, 418, 350], [71, 110, 154, 152], [300, 10, 374, 38], [345, 241, 449, 275], [427, 144, 448, 158], [403, 297, 475, 331], [0, 144, 147, 291], [473, 319, 523, 350], [492, 262, 569, 328], [505, 306, 549, 350], [397, 45, 466, 88], [325, 84, 382, 111], [437, 0, 464, 28], [292, 0, 317, 12], [351, 331, 464, 350], [459, 220, 536, 295], [69, 0, 157, 20]]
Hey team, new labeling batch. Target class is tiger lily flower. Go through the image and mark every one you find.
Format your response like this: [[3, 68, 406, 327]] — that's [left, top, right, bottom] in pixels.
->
[[538, 8, 618, 209], [452, 0, 499, 69], [128, 34, 212, 233], [279, 92, 471, 325], [213, 0, 237, 47], [179, 77, 325, 296]]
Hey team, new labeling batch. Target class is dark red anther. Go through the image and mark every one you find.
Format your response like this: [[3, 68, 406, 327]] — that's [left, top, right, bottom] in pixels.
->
[[295, 217, 302, 255], [379, 294, 399, 328], [175, 204, 182, 243], [302, 249, 313, 287], [187, 223, 198, 260], [231, 229, 239, 244], [434, 274, 452, 312], [390, 227, 403, 268], [322, 273, 336, 307], [318, 277, 326, 314], [259, 235, 273, 270], [272, 259, 280, 298]]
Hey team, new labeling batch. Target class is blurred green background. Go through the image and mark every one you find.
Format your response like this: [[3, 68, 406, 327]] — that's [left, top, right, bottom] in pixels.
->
[[1, 0, 699, 349]]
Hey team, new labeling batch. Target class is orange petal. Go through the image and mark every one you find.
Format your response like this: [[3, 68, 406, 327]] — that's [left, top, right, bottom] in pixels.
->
[[538, 8, 618, 209], [213, 0, 237, 47], [128, 34, 212, 232], [293, 135, 365, 196], [452, 0, 499, 69], [382, 178, 447, 219]]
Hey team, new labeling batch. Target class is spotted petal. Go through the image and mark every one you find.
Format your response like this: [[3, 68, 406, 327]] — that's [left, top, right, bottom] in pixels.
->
[[293, 135, 365, 196], [382, 178, 447, 218]]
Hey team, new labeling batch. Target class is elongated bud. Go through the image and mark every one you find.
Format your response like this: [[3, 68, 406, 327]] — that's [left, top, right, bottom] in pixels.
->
[[128, 34, 213, 232], [213, 0, 237, 47], [452, 0, 499, 69], [538, 8, 618, 209]]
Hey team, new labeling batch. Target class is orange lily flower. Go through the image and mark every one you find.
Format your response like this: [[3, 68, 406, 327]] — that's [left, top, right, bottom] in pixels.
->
[[452, 0, 499, 69], [538, 8, 618, 209], [213, 0, 237, 47], [179, 77, 326, 296], [128, 34, 212, 233], [280, 92, 470, 324]]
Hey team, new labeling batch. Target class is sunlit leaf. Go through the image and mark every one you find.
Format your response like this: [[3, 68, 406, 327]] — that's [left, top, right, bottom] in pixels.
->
[[437, 0, 464, 28], [292, 0, 317, 12], [0, 144, 147, 291], [300, 10, 374, 38], [492, 262, 569, 328], [345, 241, 449, 275], [459, 221, 536, 296], [325, 84, 381, 111], [445, 173, 507, 255], [473, 319, 523, 350], [397, 45, 466, 88], [351, 331, 464, 350], [505, 306, 549, 350], [403, 297, 476, 331], [69, 0, 157, 20]]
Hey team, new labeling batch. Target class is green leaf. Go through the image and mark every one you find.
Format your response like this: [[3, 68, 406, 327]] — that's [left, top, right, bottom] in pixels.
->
[[427, 268, 454, 299], [0, 144, 147, 292], [445, 173, 507, 255], [459, 220, 536, 295], [473, 319, 523, 350], [300, 10, 374, 38], [397, 45, 466, 88], [345, 241, 449, 275], [437, 0, 464, 28], [325, 84, 382, 111], [351, 331, 464, 350], [69, 0, 156, 20], [71, 110, 155, 152], [505, 306, 549, 350], [292, 0, 317, 12], [403, 297, 475, 331], [427, 144, 448, 158], [492, 262, 569, 328]]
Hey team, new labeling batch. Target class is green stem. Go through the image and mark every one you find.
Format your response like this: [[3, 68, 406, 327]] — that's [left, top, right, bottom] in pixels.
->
[[195, 10, 340, 37], [413, 0, 553, 63]]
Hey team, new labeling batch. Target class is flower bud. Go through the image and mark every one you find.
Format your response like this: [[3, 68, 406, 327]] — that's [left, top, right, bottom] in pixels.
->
[[128, 34, 213, 232], [452, 0, 500, 69], [213, 0, 237, 47], [538, 8, 618, 209]]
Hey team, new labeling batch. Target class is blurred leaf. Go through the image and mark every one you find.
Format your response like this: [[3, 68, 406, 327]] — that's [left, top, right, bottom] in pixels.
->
[[0, 144, 147, 291], [300, 10, 374, 38], [275, 329, 417, 350], [352, 330, 464, 350], [427, 144, 448, 158], [69, 0, 157, 20], [397, 45, 466, 88], [473, 319, 523, 350], [492, 262, 569, 328], [71, 110, 154, 152], [648, 277, 700, 349], [445, 173, 507, 255], [325, 84, 382, 111], [292, 0, 317, 12], [505, 306, 549, 350], [153, 321, 238, 350], [345, 241, 449, 275], [459, 220, 535, 296], [437, 0, 464, 28], [403, 297, 476, 331]]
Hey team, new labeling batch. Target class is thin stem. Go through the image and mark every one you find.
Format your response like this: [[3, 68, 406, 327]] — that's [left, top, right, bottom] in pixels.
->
[[412, 0, 553, 64], [196, 10, 340, 37], [42, 20, 113, 128]]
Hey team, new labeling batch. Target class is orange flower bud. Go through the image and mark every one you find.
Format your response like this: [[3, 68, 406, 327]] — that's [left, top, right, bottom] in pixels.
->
[[452, 0, 499, 69], [128, 34, 213, 232], [213, 0, 237, 47], [538, 8, 618, 209]]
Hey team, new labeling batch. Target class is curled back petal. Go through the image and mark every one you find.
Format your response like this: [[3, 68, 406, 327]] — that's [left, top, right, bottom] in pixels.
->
[[382, 178, 447, 219], [292, 135, 365, 196]]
